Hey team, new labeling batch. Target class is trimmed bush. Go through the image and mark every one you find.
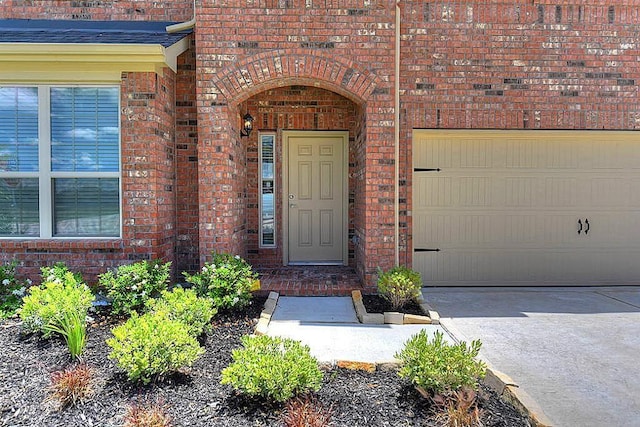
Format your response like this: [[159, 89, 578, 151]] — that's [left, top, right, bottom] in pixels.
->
[[145, 287, 217, 336], [183, 253, 257, 310], [221, 335, 323, 402], [106, 311, 204, 384], [20, 272, 94, 338], [395, 330, 486, 396], [376, 266, 422, 310], [99, 260, 170, 316]]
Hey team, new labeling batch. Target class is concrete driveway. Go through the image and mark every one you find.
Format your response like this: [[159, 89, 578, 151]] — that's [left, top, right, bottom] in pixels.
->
[[424, 287, 640, 427]]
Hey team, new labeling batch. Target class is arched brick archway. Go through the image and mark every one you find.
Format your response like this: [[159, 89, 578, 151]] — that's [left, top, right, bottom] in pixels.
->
[[197, 51, 395, 289], [210, 50, 379, 107]]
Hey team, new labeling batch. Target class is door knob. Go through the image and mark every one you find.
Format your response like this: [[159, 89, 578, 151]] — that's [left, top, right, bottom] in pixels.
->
[[290, 204, 297, 208]]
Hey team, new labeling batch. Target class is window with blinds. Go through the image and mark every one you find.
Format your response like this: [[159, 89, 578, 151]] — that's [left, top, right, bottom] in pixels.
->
[[259, 133, 276, 247], [0, 86, 121, 238]]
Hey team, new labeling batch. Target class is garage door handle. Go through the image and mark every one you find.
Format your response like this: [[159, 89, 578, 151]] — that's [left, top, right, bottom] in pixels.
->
[[585, 219, 590, 235], [578, 219, 582, 234]]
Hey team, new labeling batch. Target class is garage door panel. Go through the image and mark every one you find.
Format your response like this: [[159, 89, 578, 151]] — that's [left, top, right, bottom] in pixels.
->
[[413, 130, 640, 286], [416, 250, 640, 285]]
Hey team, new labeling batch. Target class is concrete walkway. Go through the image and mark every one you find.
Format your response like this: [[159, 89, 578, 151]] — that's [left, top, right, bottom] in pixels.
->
[[425, 287, 640, 427], [266, 296, 448, 364]]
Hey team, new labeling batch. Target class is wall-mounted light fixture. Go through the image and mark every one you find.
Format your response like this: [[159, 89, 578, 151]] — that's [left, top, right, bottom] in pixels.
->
[[240, 112, 254, 138]]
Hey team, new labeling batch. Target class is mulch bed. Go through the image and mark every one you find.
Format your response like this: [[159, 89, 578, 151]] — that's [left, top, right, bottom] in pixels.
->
[[0, 297, 530, 427], [362, 294, 426, 316]]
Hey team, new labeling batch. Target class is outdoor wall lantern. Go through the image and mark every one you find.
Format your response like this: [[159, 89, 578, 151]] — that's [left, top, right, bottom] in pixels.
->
[[240, 112, 254, 138]]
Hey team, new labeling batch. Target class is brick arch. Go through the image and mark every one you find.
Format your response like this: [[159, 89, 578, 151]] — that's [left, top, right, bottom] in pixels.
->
[[211, 50, 380, 106]]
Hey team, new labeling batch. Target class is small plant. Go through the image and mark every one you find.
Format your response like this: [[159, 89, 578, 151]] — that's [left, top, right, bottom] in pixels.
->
[[433, 388, 483, 427], [183, 253, 257, 310], [145, 286, 217, 336], [99, 260, 170, 316], [106, 311, 204, 384], [396, 330, 486, 396], [221, 335, 323, 402], [123, 400, 172, 427], [43, 310, 87, 359], [0, 260, 29, 319], [376, 266, 423, 310], [282, 395, 334, 427], [47, 363, 95, 408], [20, 272, 94, 338], [40, 262, 84, 285]]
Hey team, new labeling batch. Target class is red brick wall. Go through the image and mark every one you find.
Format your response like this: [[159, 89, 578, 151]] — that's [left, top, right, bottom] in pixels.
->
[[399, 0, 640, 267], [241, 86, 359, 267], [0, 0, 193, 21], [175, 43, 200, 274], [195, 0, 397, 286], [121, 69, 177, 269], [5, 0, 636, 290]]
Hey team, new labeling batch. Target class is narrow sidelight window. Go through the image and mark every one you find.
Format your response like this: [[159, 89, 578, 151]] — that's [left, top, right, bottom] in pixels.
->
[[259, 133, 276, 247]]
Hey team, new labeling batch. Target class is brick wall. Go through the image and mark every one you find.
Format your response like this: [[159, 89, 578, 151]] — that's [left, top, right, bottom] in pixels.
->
[[399, 0, 640, 267], [175, 43, 200, 274], [4, 0, 636, 289], [0, 0, 193, 21], [195, 0, 397, 286]]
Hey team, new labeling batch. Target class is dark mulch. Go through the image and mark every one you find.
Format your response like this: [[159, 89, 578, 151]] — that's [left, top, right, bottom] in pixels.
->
[[362, 294, 426, 316], [0, 297, 530, 427]]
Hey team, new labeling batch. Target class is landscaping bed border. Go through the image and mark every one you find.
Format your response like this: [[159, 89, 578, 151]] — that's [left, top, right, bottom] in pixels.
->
[[254, 291, 554, 427]]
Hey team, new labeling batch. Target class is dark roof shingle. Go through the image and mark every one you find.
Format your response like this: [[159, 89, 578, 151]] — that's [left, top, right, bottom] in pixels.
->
[[0, 19, 191, 47]]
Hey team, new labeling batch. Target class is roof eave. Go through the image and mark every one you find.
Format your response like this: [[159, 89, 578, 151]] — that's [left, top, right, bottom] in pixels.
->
[[0, 37, 190, 83]]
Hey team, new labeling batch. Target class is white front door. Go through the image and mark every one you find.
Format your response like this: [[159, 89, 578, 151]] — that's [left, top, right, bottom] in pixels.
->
[[284, 131, 347, 265]]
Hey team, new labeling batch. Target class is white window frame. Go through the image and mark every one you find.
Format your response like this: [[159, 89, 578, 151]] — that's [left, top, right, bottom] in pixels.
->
[[0, 84, 122, 239], [258, 132, 276, 248]]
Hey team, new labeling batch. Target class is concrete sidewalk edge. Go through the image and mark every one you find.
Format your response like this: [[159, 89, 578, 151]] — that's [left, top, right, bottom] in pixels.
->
[[255, 291, 279, 335]]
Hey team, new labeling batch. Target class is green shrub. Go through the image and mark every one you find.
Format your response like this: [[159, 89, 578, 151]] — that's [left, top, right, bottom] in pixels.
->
[[99, 260, 170, 316], [183, 253, 257, 310], [0, 260, 29, 319], [395, 330, 486, 396], [40, 262, 84, 285], [106, 311, 204, 384], [20, 272, 94, 338], [376, 266, 423, 310], [221, 335, 323, 402], [43, 309, 87, 359], [145, 287, 217, 336]]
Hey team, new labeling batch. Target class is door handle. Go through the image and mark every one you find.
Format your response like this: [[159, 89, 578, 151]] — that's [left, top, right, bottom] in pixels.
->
[[289, 204, 297, 208], [584, 219, 590, 235], [578, 219, 582, 234]]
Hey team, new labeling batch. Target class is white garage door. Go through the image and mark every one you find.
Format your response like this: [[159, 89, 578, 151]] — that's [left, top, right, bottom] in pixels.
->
[[413, 130, 640, 286]]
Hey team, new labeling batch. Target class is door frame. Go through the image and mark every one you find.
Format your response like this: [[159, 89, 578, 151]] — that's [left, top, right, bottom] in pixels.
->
[[282, 130, 349, 266]]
